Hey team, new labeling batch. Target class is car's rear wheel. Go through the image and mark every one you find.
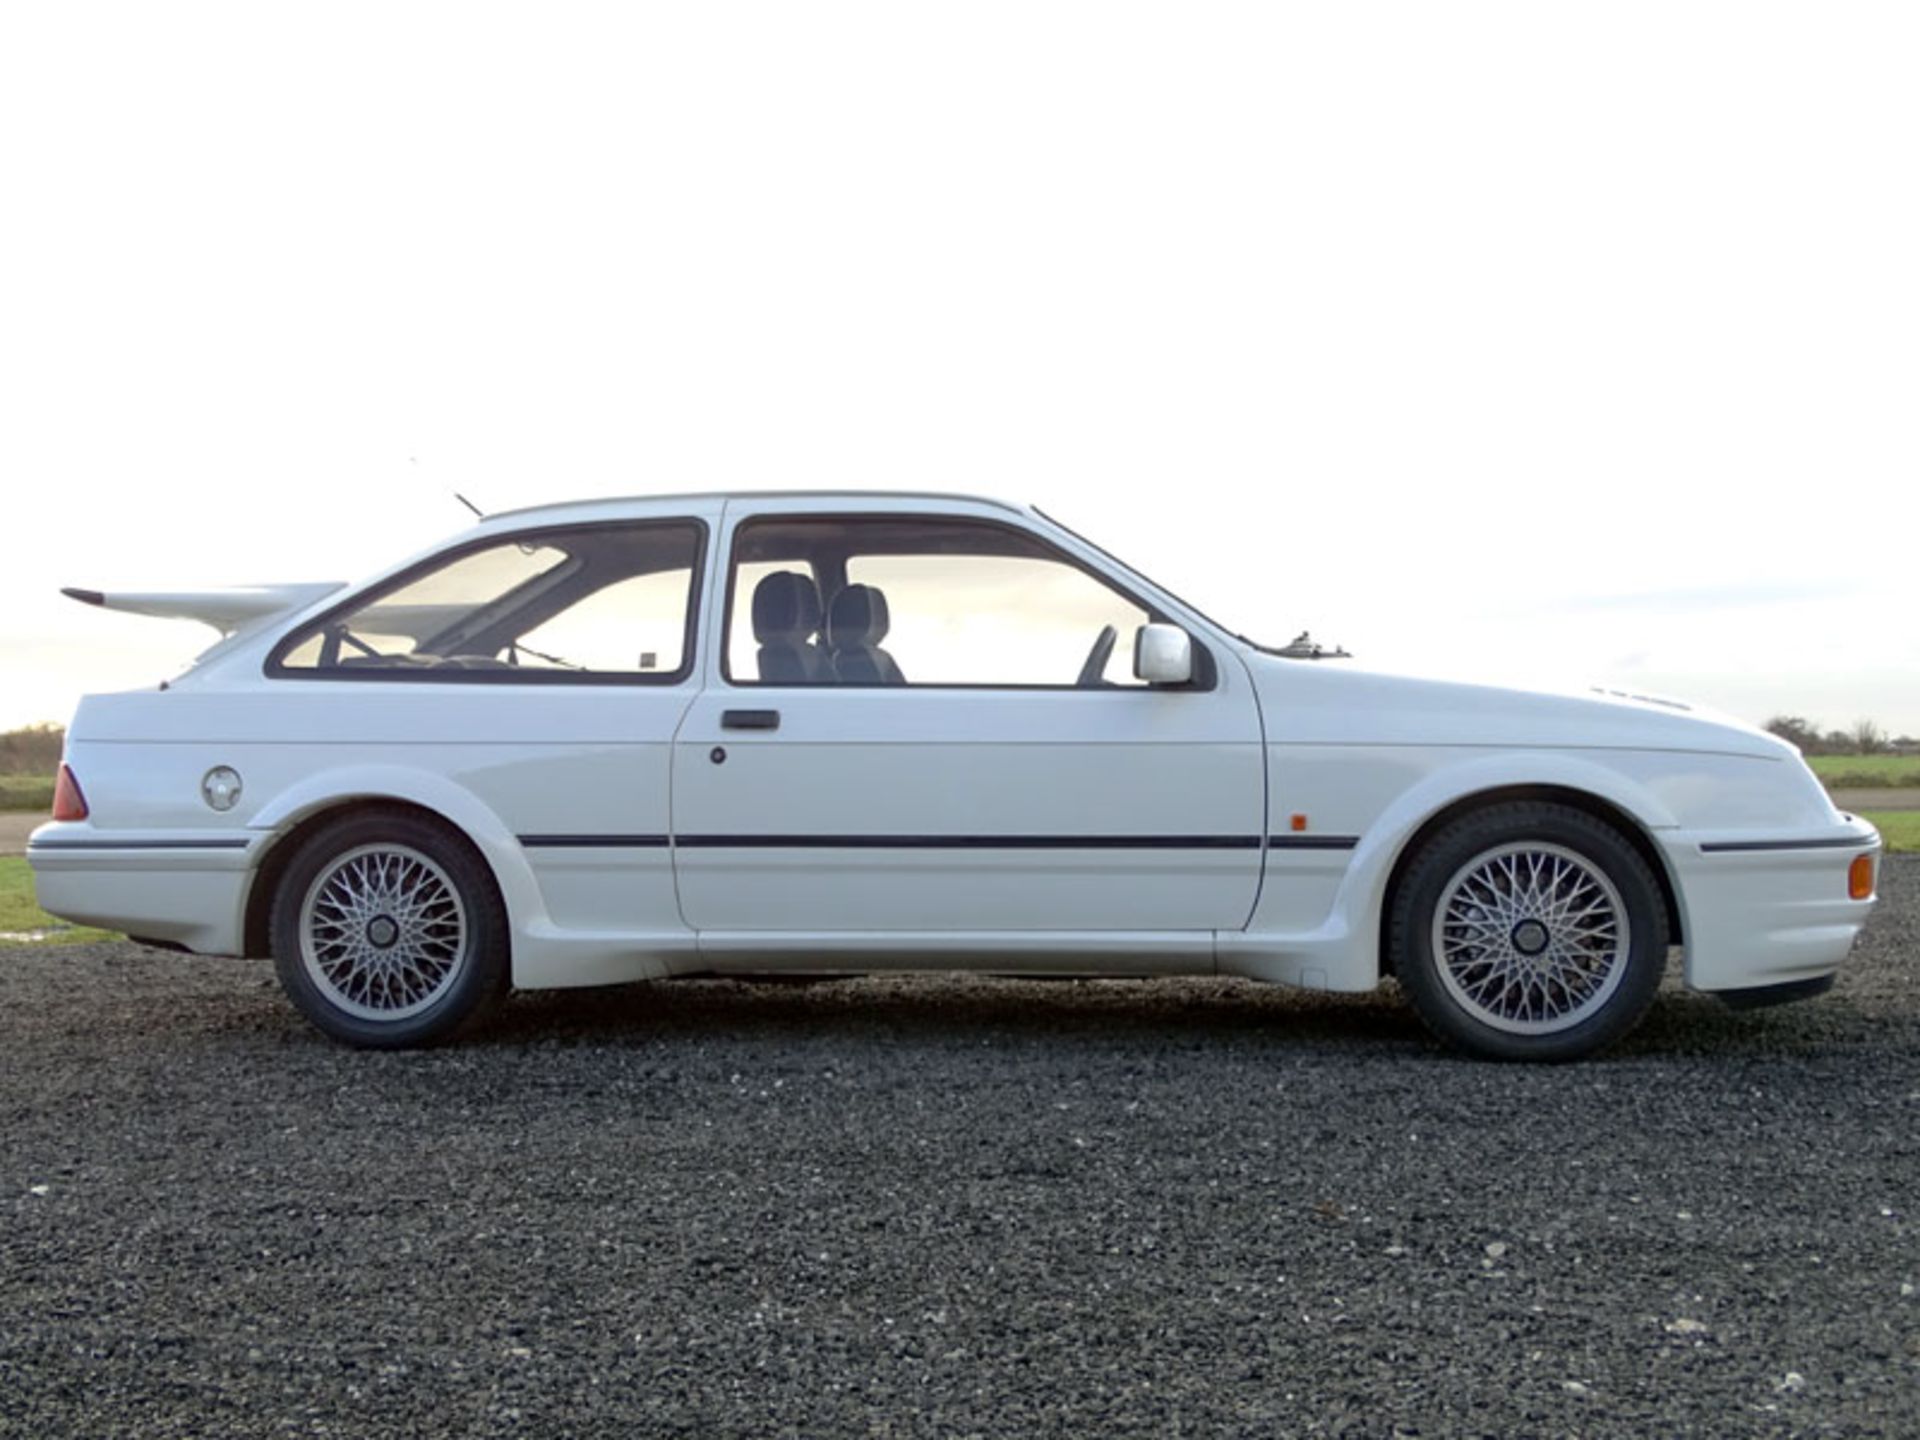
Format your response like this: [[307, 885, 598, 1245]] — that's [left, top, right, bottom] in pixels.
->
[[269, 810, 508, 1047], [1387, 802, 1666, 1061]]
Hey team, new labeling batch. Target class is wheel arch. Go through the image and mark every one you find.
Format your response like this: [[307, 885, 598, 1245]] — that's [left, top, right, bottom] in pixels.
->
[[239, 767, 544, 960], [1374, 783, 1683, 977], [242, 797, 509, 958]]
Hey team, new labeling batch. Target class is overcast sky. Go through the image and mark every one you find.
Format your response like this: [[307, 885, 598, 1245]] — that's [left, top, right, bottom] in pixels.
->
[[3, 3, 1915, 737]]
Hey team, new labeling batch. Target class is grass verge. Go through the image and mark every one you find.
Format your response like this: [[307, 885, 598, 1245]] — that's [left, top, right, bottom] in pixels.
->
[[1808, 754, 1920, 788], [0, 857, 116, 945], [0, 775, 53, 812], [1860, 811, 1918, 854]]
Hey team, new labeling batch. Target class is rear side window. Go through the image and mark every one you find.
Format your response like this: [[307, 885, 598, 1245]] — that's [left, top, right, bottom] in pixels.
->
[[272, 520, 704, 682]]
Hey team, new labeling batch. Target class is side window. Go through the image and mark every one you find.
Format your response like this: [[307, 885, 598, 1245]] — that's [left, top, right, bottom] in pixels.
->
[[725, 517, 1152, 687], [515, 567, 693, 674], [844, 552, 1148, 686], [274, 521, 702, 681]]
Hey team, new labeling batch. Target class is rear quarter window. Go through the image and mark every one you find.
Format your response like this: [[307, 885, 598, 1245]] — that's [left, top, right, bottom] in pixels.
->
[[270, 520, 704, 682]]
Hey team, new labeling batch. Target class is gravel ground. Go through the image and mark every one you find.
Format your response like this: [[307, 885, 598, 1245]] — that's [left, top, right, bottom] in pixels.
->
[[3, 865, 1916, 1438]]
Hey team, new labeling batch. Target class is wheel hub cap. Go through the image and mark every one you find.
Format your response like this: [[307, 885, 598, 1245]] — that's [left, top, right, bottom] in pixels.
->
[[1511, 919, 1550, 957], [298, 844, 468, 1022], [1431, 841, 1631, 1036]]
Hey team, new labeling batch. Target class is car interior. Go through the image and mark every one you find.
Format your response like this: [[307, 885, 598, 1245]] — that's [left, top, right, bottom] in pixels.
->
[[730, 516, 1108, 687], [752, 571, 905, 685]]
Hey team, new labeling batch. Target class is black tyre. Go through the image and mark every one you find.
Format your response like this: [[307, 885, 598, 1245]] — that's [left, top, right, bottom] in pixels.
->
[[1387, 802, 1666, 1061], [269, 809, 509, 1048]]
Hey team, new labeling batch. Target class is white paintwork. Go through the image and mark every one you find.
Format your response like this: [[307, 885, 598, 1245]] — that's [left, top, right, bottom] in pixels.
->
[[67, 583, 347, 635], [30, 490, 1880, 1016]]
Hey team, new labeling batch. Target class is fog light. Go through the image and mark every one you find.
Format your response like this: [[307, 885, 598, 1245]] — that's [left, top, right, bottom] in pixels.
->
[[1849, 854, 1874, 901]]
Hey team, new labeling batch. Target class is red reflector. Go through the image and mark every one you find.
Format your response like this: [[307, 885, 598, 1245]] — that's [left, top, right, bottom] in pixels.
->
[[1849, 855, 1874, 901], [51, 764, 88, 822]]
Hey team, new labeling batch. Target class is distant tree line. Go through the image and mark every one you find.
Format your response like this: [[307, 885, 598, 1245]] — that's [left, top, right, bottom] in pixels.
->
[[1764, 716, 1919, 756], [0, 724, 64, 775]]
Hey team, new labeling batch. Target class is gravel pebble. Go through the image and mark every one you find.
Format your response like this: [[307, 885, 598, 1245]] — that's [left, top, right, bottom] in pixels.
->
[[3, 859, 1917, 1437]]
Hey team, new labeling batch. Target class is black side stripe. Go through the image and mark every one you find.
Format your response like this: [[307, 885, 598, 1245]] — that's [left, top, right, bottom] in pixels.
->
[[519, 834, 670, 848], [27, 838, 250, 852], [1699, 836, 1873, 854], [517, 832, 1362, 852], [675, 834, 1264, 851]]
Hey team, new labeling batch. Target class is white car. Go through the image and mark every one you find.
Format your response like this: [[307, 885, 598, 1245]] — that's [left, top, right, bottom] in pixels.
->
[[30, 491, 1881, 1059]]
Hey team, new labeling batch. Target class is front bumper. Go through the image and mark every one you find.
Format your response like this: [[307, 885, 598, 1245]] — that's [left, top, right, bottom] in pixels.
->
[[1662, 813, 1882, 994]]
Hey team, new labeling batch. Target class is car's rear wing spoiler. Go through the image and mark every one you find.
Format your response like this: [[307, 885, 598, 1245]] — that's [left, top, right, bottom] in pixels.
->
[[61, 583, 346, 636]]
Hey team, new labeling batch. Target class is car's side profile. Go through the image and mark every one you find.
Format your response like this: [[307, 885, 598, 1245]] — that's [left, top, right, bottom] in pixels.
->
[[29, 491, 1881, 1059]]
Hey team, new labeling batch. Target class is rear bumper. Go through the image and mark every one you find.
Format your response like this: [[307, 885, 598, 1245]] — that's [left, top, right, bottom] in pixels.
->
[[1662, 814, 1881, 994], [27, 825, 254, 956]]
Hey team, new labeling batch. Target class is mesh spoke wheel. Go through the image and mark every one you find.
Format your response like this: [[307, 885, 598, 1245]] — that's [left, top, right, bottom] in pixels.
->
[[1430, 840, 1630, 1036], [297, 843, 469, 1022]]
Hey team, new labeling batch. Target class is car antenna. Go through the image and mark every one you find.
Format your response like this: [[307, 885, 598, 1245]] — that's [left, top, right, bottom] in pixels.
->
[[454, 492, 486, 519]]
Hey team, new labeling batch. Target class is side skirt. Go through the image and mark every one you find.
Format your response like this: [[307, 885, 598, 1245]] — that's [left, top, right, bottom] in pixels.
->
[[689, 930, 1217, 977]]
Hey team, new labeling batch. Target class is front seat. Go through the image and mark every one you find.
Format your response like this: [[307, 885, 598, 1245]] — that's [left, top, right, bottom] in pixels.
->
[[751, 571, 829, 683], [825, 583, 905, 684]]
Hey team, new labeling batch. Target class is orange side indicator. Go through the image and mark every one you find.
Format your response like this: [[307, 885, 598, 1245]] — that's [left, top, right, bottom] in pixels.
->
[[1849, 854, 1874, 901], [1290, 813, 1308, 832]]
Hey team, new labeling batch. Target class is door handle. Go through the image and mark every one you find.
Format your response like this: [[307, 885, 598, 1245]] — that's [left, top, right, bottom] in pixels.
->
[[720, 709, 780, 731]]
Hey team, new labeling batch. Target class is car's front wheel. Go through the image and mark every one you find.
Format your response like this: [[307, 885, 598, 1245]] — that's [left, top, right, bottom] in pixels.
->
[[1387, 802, 1667, 1061], [269, 810, 508, 1047]]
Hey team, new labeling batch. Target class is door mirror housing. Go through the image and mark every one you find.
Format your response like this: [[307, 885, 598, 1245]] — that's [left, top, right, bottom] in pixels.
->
[[1133, 623, 1193, 685]]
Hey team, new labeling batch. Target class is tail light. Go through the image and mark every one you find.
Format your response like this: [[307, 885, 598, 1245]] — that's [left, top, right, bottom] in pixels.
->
[[51, 764, 89, 822]]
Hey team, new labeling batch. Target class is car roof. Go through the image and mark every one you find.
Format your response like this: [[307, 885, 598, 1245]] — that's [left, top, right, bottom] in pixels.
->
[[483, 490, 1029, 526]]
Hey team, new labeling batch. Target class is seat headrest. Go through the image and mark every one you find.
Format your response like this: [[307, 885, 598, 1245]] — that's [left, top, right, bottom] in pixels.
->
[[826, 583, 890, 648], [751, 571, 822, 644]]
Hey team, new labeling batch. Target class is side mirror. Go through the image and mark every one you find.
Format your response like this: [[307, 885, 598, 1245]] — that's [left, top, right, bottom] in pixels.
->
[[1133, 623, 1193, 685]]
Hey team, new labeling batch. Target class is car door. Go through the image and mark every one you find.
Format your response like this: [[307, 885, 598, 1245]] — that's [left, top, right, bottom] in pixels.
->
[[669, 500, 1266, 959]]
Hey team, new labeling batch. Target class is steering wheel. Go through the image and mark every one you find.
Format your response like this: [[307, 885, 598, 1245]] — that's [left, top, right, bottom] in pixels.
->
[[1076, 624, 1118, 687]]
